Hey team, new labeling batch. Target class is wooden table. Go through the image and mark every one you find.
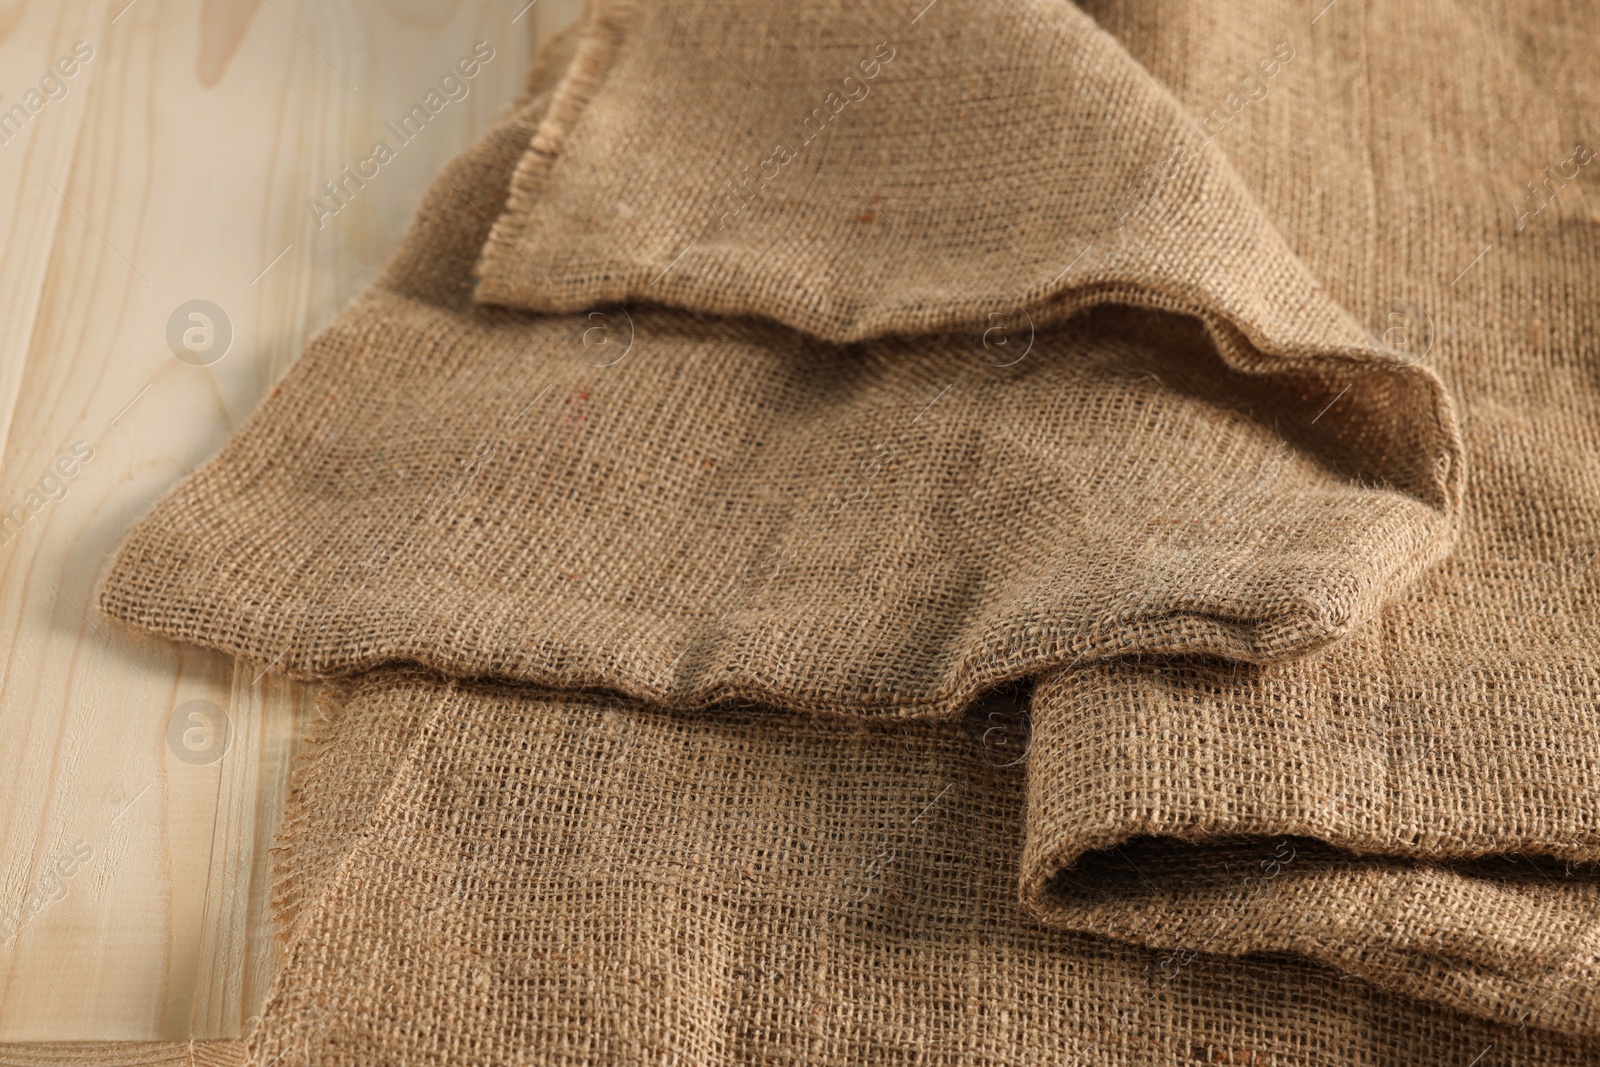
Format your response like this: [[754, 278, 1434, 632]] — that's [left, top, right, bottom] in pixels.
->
[[0, 0, 577, 1041]]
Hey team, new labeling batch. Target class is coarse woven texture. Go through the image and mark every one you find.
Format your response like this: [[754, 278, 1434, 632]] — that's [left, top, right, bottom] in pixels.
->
[[1023, 650, 1600, 1036], [97, 0, 1463, 707], [1008, 0, 1600, 1039], [243, 671, 1600, 1066], [83, 0, 1600, 1060]]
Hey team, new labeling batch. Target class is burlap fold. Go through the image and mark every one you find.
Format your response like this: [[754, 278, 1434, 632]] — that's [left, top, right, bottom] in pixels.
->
[[1023, 655, 1600, 1036], [85, 0, 1600, 1061], [244, 671, 1600, 1066], [100, 0, 1459, 709]]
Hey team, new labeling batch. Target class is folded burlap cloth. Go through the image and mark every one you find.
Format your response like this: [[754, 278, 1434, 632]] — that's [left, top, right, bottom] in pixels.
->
[[78, 0, 1600, 1063]]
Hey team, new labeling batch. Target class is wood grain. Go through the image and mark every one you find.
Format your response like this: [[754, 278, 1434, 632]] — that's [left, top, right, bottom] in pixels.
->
[[0, 0, 573, 1040]]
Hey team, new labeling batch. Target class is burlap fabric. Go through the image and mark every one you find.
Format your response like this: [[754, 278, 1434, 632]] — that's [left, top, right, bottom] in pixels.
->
[[74, 0, 1600, 1061], [241, 670, 1600, 1065], [100, 0, 1464, 700]]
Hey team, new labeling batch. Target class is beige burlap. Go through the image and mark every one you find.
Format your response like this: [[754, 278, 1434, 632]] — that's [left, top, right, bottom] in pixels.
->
[[99, 0, 1463, 702], [78, 0, 1600, 1061], [241, 671, 1600, 1065]]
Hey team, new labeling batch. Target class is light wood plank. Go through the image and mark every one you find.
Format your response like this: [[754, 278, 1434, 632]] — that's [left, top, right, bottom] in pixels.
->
[[0, 0, 111, 471], [0, 0, 555, 1039]]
